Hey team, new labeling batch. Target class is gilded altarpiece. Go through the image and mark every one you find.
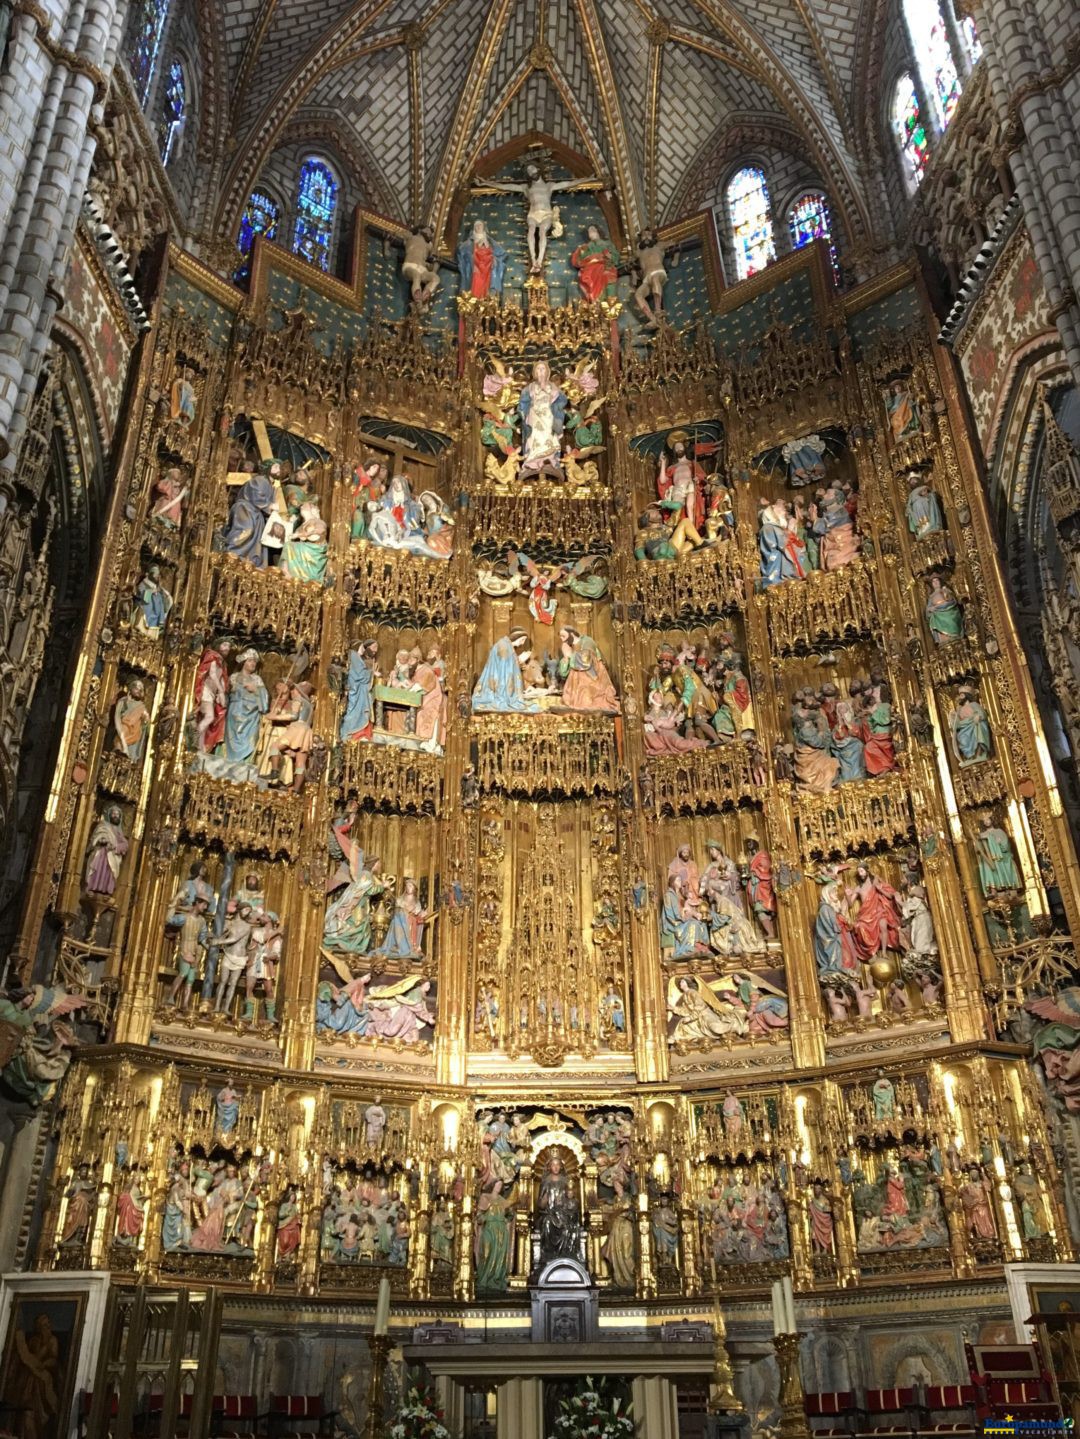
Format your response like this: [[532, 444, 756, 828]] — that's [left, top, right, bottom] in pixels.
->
[[12, 239, 1080, 1315]]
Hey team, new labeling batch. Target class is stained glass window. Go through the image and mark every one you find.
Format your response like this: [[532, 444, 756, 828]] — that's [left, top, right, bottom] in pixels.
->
[[158, 59, 185, 166], [891, 75, 929, 192], [727, 166, 776, 282], [960, 14, 982, 65], [788, 192, 839, 280], [904, 0, 962, 128], [125, 0, 170, 106], [235, 190, 280, 283], [293, 158, 338, 272]]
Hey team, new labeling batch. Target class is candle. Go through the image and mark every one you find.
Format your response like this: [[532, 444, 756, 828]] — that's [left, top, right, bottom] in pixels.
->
[[771, 1280, 784, 1336], [374, 1276, 391, 1336], [782, 1276, 796, 1335]]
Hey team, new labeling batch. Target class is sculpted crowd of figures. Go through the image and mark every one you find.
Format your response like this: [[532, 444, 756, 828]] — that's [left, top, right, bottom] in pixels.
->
[[780, 670, 898, 793], [646, 635, 755, 751], [812, 855, 944, 1023]]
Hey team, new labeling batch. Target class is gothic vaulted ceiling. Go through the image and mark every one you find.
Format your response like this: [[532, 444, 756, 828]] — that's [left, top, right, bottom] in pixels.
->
[[207, 0, 887, 251]]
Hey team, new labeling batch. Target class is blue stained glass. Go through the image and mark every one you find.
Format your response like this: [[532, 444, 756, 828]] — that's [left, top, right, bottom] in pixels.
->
[[293, 158, 338, 272], [788, 192, 839, 281], [125, 0, 170, 107], [235, 191, 280, 284], [727, 166, 776, 282], [158, 59, 185, 166]]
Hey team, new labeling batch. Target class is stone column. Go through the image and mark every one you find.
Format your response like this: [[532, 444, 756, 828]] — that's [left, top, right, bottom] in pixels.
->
[[496, 1376, 543, 1439], [0, 0, 123, 468], [0, 1109, 42, 1269], [969, 0, 1080, 384], [631, 1376, 679, 1439], [435, 1376, 465, 1439]]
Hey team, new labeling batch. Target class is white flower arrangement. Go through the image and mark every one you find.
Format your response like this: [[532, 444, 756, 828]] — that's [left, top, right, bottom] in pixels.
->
[[548, 1379, 635, 1439], [389, 1387, 451, 1439]]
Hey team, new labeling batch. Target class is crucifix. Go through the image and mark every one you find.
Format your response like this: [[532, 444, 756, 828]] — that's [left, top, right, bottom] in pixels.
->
[[472, 157, 611, 271]]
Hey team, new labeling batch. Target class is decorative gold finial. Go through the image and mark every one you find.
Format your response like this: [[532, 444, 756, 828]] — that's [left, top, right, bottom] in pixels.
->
[[707, 1300, 744, 1415]]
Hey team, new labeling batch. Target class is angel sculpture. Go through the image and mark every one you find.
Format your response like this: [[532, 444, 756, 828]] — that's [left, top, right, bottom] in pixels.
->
[[512, 551, 609, 624], [1025, 987, 1080, 1109]]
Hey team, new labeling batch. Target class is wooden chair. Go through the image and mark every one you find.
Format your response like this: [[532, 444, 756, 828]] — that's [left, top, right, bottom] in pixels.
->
[[967, 1342, 1058, 1424]]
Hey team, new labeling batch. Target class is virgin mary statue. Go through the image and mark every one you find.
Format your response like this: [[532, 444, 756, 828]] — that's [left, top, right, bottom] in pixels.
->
[[472, 632, 543, 713], [518, 361, 567, 478]]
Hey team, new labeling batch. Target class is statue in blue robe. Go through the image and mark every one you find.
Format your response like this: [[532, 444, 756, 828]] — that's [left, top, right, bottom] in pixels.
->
[[659, 881, 710, 958], [949, 687, 992, 765], [221, 476, 277, 568], [472, 636, 543, 713], [340, 642, 378, 741], [223, 651, 268, 763]]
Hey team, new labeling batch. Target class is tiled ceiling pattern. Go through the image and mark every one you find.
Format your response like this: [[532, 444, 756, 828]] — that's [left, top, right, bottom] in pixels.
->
[[474, 0, 538, 128], [484, 68, 584, 159], [420, 1, 492, 182], [655, 42, 779, 217], [804, 0, 863, 103], [593, 1, 648, 184], [544, 1, 605, 157], [217, 0, 879, 247]]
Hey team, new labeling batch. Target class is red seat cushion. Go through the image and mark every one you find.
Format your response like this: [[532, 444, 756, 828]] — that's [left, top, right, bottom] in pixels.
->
[[917, 1424, 976, 1434], [925, 1386, 974, 1409], [986, 1380, 1049, 1405], [811, 1426, 852, 1436], [865, 1389, 916, 1413], [271, 1397, 324, 1417], [808, 1393, 856, 1416]]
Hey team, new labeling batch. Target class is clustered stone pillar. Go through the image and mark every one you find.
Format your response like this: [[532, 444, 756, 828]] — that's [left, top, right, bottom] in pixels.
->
[[969, 0, 1080, 384], [0, 0, 123, 468]]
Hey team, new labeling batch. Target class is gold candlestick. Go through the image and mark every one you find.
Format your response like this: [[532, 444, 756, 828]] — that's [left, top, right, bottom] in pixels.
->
[[772, 1332, 811, 1439], [708, 1302, 743, 1414], [362, 1332, 392, 1439]]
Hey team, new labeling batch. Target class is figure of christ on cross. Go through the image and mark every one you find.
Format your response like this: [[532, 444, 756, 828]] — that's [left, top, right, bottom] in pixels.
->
[[472, 161, 611, 271]]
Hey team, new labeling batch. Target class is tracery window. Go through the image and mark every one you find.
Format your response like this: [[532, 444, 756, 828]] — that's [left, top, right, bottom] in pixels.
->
[[293, 158, 338, 272], [125, 0, 170, 106], [158, 59, 185, 166], [727, 166, 776, 282], [891, 75, 929, 192], [788, 192, 839, 281], [904, 0, 961, 127], [235, 190, 280, 283]]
